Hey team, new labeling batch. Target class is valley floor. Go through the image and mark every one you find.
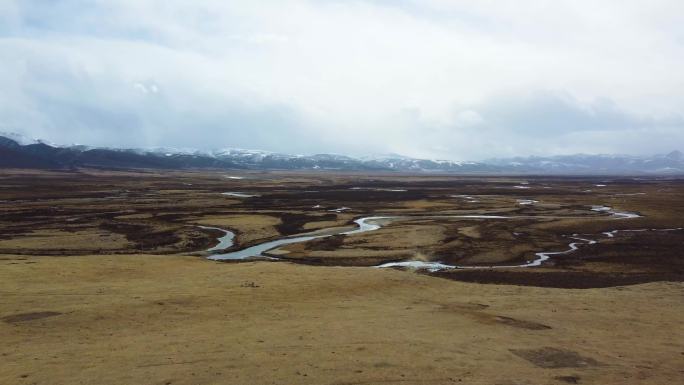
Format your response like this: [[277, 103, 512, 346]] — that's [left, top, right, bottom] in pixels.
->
[[1, 170, 683, 384]]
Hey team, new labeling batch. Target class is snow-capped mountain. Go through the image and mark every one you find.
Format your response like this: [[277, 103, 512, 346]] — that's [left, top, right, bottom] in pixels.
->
[[0, 131, 53, 146], [486, 152, 684, 174], [0, 134, 682, 174]]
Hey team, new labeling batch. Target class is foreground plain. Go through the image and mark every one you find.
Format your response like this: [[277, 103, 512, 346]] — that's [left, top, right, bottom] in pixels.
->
[[2, 255, 683, 385]]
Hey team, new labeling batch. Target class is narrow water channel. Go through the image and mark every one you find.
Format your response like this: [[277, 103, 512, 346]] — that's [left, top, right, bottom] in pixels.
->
[[201, 206, 643, 270]]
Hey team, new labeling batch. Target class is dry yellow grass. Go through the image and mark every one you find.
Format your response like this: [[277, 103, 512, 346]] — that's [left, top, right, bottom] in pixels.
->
[[0, 230, 131, 251], [1, 254, 682, 385]]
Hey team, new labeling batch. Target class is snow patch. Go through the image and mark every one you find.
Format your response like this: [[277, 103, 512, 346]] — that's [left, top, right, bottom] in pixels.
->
[[222, 192, 260, 198], [329, 207, 351, 213]]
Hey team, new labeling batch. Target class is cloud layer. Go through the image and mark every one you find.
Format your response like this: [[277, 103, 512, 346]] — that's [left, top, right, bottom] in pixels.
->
[[1, 0, 683, 159]]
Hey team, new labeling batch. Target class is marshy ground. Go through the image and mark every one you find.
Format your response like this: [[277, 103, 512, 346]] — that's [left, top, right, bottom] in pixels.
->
[[1, 169, 683, 384]]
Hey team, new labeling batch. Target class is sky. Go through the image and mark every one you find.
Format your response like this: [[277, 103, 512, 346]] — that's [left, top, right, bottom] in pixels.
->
[[1, 0, 683, 160]]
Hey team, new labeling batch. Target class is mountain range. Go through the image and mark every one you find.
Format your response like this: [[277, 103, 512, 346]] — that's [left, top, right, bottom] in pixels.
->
[[1, 133, 682, 175]]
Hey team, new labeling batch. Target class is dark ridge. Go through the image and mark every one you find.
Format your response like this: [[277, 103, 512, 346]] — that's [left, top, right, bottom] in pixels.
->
[[429, 270, 683, 289], [1, 135, 682, 174]]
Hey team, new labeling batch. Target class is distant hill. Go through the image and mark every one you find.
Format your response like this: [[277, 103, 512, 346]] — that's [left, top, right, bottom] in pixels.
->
[[0, 134, 682, 174], [484, 151, 684, 175]]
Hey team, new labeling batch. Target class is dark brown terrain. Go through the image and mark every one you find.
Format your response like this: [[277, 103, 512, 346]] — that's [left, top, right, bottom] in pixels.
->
[[1, 169, 682, 287]]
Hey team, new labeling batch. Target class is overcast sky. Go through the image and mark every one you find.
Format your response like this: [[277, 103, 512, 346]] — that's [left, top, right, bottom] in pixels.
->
[[1, 0, 683, 160]]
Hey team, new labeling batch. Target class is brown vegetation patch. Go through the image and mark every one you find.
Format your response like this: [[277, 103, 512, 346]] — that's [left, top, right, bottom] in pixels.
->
[[555, 375, 581, 384], [275, 213, 338, 235], [510, 347, 601, 368], [2, 311, 62, 323], [435, 302, 551, 330], [494, 316, 552, 330], [431, 269, 684, 289], [306, 234, 346, 251]]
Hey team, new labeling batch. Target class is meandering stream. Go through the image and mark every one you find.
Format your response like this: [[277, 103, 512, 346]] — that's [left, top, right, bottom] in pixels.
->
[[199, 205, 650, 270], [197, 226, 235, 251], [206, 216, 390, 261]]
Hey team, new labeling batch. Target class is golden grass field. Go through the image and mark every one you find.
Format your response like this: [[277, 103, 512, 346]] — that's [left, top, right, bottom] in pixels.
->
[[1, 169, 683, 384]]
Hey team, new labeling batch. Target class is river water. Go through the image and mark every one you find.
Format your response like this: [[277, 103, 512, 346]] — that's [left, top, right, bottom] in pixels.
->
[[201, 206, 645, 270]]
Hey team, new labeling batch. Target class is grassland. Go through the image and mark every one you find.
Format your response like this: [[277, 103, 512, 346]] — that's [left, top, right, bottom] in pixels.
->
[[1, 169, 683, 384]]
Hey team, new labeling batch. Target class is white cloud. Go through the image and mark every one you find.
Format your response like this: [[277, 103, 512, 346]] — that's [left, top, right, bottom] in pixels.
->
[[0, 0, 683, 159]]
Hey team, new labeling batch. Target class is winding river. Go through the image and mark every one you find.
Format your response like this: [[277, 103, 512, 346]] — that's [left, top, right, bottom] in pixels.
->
[[206, 216, 390, 261], [198, 226, 235, 251], [199, 206, 651, 270]]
